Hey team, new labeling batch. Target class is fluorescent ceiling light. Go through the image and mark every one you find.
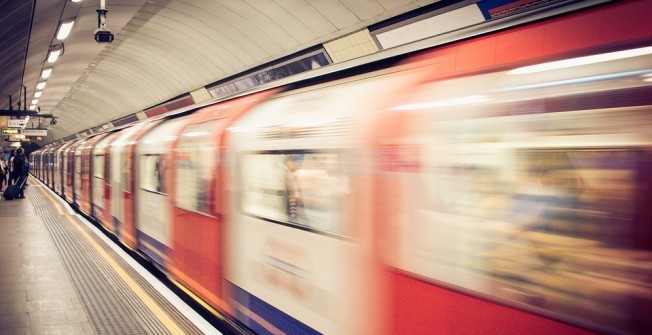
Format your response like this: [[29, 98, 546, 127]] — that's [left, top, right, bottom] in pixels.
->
[[34, 91, 42, 98], [41, 68, 53, 79], [71, 0, 82, 2], [507, 46, 652, 75], [29, 105, 36, 110], [31, 99, 39, 105], [36, 81, 47, 90], [56, 20, 75, 40], [47, 49, 62, 63]]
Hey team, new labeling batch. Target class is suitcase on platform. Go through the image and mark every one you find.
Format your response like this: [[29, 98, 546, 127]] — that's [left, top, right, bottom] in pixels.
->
[[4, 177, 26, 200], [3, 185, 16, 200]]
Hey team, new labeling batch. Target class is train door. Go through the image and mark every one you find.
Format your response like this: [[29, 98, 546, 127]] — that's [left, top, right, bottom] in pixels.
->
[[44, 147, 54, 187], [135, 116, 189, 267], [63, 140, 83, 203], [109, 126, 139, 243], [54, 142, 74, 195], [79, 134, 109, 216], [109, 122, 154, 247], [92, 131, 119, 230], [72, 139, 89, 208]]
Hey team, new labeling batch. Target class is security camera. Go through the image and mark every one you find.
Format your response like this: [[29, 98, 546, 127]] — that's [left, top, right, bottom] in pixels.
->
[[94, 8, 114, 43], [94, 28, 114, 43]]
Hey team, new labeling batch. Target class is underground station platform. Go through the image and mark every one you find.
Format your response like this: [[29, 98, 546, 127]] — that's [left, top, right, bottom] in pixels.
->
[[0, 177, 224, 335]]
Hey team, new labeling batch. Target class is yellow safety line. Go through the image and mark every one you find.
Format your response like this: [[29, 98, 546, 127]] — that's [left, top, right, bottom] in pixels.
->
[[167, 276, 226, 320], [35, 185, 65, 215], [37, 184, 186, 335]]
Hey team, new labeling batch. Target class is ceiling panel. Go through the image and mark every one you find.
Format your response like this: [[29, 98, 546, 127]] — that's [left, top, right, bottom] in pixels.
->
[[1, 0, 440, 144]]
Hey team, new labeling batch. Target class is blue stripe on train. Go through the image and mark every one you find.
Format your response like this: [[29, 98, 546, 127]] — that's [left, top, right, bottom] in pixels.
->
[[112, 216, 120, 235], [137, 230, 170, 267], [229, 282, 321, 335]]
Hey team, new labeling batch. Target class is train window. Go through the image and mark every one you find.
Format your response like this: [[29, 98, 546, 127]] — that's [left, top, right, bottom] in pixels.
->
[[121, 151, 128, 192], [82, 153, 90, 177], [392, 103, 652, 332], [74, 154, 81, 176], [240, 151, 350, 235], [139, 154, 165, 194], [175, 120, 219, 215], [93, 154, 104, 179]]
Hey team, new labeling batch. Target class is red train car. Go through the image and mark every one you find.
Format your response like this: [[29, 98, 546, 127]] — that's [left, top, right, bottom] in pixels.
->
[[166, 90, 279, 313]]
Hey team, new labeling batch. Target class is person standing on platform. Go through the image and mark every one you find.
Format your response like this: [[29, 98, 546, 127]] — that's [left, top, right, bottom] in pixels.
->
[[0, 157, 6, 191], [11, 148, 27, 199], [8, 149, 16, 186]]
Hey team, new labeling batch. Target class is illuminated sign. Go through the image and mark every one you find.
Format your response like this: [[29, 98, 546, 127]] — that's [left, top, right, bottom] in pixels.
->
[[2, 128, 19, 135], [22, 129, 47, 137], [7, 119, 27, 128]]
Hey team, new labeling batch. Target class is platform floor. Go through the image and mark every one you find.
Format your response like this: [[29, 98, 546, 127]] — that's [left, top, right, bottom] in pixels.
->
[[0, 178, 222, 335]]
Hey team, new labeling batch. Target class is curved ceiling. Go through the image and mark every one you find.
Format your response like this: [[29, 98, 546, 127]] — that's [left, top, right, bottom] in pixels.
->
[[0, 0, 441, 144]]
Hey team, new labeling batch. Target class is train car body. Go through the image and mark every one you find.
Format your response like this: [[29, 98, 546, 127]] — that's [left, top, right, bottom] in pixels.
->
[[222, 72, 420, 334], [166, 90, 278, 314], [375, 1, 652, 334], [378, 47, 652, 334]]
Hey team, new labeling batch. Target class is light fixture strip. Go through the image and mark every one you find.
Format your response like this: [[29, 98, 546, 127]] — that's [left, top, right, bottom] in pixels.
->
[[47, 49, 61, 63], [56, 20, 75, 40], [41, 68, 53, 79]]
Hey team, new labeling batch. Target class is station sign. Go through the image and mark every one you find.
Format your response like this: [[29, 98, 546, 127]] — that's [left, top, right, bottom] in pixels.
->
[[22, 129, 47, 137], [7, 119, 27, 128], [2, 128, 19, 135]]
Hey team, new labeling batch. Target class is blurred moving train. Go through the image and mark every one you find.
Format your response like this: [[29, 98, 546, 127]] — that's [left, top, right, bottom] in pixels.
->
[[30, 1, 652, 334]]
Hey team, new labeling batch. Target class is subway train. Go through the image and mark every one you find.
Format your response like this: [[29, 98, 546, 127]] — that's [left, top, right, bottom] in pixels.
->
[[30, 1, 652, 334]]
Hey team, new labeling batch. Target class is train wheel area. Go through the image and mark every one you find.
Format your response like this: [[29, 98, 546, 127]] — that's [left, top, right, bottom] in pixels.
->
[[0, 176, 227, 335]]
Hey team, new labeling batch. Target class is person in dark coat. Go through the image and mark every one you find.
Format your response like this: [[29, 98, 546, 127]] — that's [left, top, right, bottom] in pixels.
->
[[11, 148, 27, 199], [8, 149, 16, 186], [0, 156, 6, 191]]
